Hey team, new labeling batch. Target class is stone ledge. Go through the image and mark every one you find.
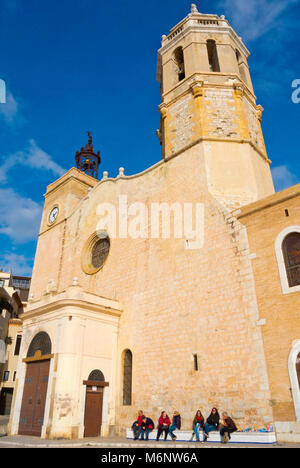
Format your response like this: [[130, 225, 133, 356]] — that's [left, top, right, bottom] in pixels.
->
[[275, 422, 300, 443], [126, 429, 276, 444], [0, 425, 7, 437]]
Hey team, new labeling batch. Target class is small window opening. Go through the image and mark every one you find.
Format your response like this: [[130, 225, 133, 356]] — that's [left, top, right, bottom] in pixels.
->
[[14, 335, 22, 356], [207, 40, 220, 72], [193, 354, 199, 371]]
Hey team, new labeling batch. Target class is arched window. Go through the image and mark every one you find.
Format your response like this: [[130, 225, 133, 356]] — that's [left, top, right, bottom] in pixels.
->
[[207, 40, 220, 72], [27, 332, 52, 358], [173, 47, 185, 82], [282, 233, 300, 287], [122, 349, 132, 406], [88, 369, 105, 382]]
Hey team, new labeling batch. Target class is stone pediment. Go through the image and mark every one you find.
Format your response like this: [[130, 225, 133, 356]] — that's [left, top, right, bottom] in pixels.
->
[[22, 284, 122, 321]]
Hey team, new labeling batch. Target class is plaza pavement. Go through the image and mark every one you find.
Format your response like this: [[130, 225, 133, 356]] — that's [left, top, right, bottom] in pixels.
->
[[0, 434, 298, 448]]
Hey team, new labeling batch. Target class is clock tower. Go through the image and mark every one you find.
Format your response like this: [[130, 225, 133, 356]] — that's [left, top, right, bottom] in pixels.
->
[[31, 137, 99, 296]]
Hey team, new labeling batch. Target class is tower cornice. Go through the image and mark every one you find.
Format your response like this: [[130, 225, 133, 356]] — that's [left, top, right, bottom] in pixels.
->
[[159, 21, 250, 60]]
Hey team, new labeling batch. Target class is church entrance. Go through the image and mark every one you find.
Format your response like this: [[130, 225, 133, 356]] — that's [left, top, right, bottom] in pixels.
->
[[18, 331, 53, 437], [83, 370, 109, 437], [0, 388, 13, 415], [18, 359, 50, 436]]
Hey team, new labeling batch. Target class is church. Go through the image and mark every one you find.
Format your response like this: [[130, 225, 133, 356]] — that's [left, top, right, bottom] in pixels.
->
[[8, 5, 300, 442]]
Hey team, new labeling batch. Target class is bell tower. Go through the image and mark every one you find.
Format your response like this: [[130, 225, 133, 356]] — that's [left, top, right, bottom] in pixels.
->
[[157, 4, 275, 209], [75, 132, 101, 179]]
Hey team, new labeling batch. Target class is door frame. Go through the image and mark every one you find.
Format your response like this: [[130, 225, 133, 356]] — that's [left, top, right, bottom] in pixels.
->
[[288, 340, 300, 421], [82, 380, 109, 437]]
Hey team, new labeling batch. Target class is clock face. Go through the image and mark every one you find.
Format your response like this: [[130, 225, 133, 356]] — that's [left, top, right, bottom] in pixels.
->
[[49, 206, 59, 224]]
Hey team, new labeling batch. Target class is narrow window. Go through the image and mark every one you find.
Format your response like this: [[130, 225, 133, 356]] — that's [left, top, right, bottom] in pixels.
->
[[193, 354, 199, 371], [285, 209, 289, 217], [123, 349, 133, 406], [282, 233, 300, 287], [207, 40, 220, 72], [173, 47, 185, 82], [3, 371, 9, 382], [13, 371, 16, 381], [14, 335, 22, 356]]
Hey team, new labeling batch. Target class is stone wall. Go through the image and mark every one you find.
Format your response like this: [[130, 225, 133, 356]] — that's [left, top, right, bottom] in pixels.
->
[[239, 187, 300, 423], [27, 144, 275, 434]]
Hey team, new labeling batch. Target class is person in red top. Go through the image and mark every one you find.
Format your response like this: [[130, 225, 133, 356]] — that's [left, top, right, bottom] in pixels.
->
[[137, 410, 144, 426], [132, 410, 145, 440], [156, 411, 171, 441]]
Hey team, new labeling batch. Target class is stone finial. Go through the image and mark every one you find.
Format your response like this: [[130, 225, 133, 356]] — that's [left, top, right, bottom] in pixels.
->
[[118, 167, 125, 177], [191, 3, 199, 14], [256, 105, 264, 122], [102, 171, 108, 180], [45, 279, 57, 295]]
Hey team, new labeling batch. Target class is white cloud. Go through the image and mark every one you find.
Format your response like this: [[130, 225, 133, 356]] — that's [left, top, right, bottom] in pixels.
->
[[26, 139, 65, 176], [0, 187, 42, 243], [271, 165, 299, 191], [0, 252, 33, 277], [219, 0, 299, 42], [0, 91, 19, 125], [0, 153, 19, 184], [0, 139, 66, 183]]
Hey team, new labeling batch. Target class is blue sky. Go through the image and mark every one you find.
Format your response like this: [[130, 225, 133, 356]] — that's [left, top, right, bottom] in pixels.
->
[[0, 0, 299, 276]]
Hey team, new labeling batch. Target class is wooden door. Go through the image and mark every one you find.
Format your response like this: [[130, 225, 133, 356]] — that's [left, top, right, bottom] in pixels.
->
[[19, 359, 50, 436], [0, 388, 13, 415], [84, 386, 103, 437]]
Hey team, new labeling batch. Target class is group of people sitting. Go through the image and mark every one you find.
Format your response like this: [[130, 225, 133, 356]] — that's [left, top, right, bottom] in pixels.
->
[[132, 408, 237, 444]]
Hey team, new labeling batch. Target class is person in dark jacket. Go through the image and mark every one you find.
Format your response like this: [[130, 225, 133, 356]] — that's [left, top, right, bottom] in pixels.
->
[[156, 411, 171, 441], [140, 416, 155, 440], [190, 410, 205, 442], [219, 412, 237, 443], [203, 407, 220, 442], [168, 411, 181, 441]]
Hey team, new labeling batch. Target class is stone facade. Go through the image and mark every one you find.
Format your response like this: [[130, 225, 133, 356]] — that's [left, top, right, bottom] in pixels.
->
[[8, 5, 300, 441]]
